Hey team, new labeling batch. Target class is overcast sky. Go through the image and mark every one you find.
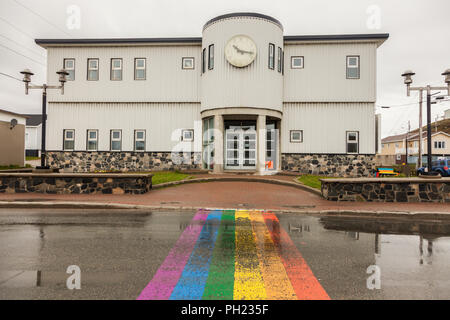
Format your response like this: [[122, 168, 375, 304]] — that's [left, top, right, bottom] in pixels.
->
[[0, 0, 449, 137]]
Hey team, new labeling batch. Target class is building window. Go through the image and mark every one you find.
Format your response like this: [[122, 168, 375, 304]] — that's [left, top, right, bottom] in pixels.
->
[[346, 56, 360, 79], [346, 131, 359, 153], [110, 130, 122, 151], [208, 44, 214, 70], [63, 129, 75, 150], [202, 48, 206, 73], [282, 50, 284, 75], [134, 58, 146, 80], [182, 129, 194, 142], [268, 43, 275, 70], [277, 47, 282, 73], [87, 129, 98, 151], [87, 59, 99, 81], [111, 58, 122, 81], [182, 57, 195, 70], [64, 59, 75, 81], [290, 130, 303, 143], [434, 141, 445, 149], [291, 56, 304, 69], [133, 130, 146, 151]]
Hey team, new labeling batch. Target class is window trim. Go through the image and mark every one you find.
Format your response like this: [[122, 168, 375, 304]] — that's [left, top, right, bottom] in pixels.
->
[[291, 56, 304, 69], [63, 58, 75, 81], [134, 58, 146, 80], [277, 47, 282, 73], [182, 57, 195, 70], [290, 130, 303, 143], [208, 44, 214, 70], [110, 58, 123, 81], [63, 129, 75, 151], [182, 129, 194, 142], [87, 58, 99, 81], [110, 129, 122, 151], [268, 43, 275, 70], [202, 48, 206, 73], [86, 129, 98, 151], [134, 129, 146, 152], [346, 55, 360, 79], [346, 131, 360, 154]]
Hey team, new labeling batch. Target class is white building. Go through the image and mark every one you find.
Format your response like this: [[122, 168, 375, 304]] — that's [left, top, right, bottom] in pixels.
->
[[35, 12, 388, 176], [24, 114, 42, 157]]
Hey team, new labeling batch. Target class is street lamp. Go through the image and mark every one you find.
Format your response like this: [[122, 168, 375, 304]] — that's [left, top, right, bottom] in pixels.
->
[[20, 68, 69, 170], [401, 69, 450, 175]]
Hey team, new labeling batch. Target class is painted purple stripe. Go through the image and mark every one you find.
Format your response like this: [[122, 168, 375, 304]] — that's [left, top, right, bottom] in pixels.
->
[[137, 210, 209, 300]]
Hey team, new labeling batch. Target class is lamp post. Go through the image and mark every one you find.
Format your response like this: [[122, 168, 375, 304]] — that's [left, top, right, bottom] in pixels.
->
[[401, 69, 450, 174], [20, 68, 69, 169]]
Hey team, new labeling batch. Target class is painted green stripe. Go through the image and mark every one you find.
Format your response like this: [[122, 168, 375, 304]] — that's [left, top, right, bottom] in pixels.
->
[[202, 210, 235, 300]]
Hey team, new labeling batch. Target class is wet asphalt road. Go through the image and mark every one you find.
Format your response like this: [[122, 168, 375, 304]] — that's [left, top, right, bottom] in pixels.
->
[[1, 208, 450, 300]]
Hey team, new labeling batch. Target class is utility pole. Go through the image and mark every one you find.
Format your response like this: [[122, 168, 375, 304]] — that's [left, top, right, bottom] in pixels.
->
[[418, 89, 423, 168], [401, 69, 450, 174]]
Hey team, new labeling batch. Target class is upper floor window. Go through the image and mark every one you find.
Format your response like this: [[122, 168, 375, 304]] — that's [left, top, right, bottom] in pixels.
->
[[208, 44, 214, 70], [111, 58, 122, 81], [64, 59, 75, 81], [182, 57, 195, 70], [134, 130, 146, 151], [346, 56, 360, 79], [63, 129, 75, 150], [277, 47, 282, 73], [202, 48, 206, 73], [346, 131, 359, 153], [87, 129, 98, 151], [110, 129, 122, 151], [134, 58, 146, 80], [268, 43, 275, 70], [434, 141, 445, 149], [87, 59, 99, 81], [291, 56, 304, 69]]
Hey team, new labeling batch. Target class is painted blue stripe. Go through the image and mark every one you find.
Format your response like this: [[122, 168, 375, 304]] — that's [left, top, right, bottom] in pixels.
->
[[169, 210, 222, 300]]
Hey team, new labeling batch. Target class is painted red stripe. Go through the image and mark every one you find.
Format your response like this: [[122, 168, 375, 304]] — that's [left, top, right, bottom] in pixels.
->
[[263, 212, 330, 300]]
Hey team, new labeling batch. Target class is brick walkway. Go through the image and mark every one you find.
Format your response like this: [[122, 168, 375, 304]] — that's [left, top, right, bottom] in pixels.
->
[[0, 174, 448, 213]]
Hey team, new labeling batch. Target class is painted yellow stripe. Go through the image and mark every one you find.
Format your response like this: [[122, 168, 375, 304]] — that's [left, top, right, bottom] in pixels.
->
[[234, 210, 266, 300], [250, 211, 298, 300]]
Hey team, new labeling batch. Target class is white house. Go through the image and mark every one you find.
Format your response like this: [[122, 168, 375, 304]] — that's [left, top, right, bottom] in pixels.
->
[[35, 12, 388, 176], [24, 114, 42, 157]]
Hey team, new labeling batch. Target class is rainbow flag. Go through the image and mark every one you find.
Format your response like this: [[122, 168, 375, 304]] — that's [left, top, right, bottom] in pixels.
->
[[138, 209, 329, 300]]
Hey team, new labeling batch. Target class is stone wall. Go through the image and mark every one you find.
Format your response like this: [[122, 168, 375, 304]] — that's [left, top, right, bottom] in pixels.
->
[[47, 151, 202, 173], [321, 177, 450, 202], [0, 173, 152, 194], [282, 154, 375, 177]]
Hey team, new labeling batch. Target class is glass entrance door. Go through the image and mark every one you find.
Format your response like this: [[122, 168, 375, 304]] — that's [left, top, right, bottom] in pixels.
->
[[225, 125, 256, 170]]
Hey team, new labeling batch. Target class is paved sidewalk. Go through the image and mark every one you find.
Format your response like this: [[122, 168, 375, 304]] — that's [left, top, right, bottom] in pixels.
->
[[0, 175, 448, 213]]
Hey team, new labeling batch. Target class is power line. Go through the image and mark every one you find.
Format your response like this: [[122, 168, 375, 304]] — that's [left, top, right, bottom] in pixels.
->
[[11, 0, 71, 37], [0, 43, 45, 66], [0, 33, 45, 58], [0, 71, 22, 82], [0, 16, 36, 40]]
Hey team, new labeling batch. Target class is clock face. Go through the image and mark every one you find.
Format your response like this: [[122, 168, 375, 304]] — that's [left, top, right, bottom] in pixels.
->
[[225, 35, 257, 67]]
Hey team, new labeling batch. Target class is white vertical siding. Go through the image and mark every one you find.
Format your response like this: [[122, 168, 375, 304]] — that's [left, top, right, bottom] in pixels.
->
[[46, 45, 201, 103], [46, 102, 201, 152], [201, 17, 283, 112], [283, 42, 377, 102], [282, 103, 376, 154]]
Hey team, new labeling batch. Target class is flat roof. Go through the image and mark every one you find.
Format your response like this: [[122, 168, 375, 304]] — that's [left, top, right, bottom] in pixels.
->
[[35, 33, 389, 47], [203, 12, 283, 30]]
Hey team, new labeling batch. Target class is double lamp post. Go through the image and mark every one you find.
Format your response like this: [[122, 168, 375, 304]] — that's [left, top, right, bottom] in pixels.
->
[[20, 68, 69, 170], [401, 69, 450, 174]]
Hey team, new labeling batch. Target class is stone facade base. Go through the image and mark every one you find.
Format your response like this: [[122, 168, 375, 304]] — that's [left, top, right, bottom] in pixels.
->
[[0, 173, 152, 194], [47, 151, 202, 173], [321, 178, 450, 202], [282, 154, 375, 177]]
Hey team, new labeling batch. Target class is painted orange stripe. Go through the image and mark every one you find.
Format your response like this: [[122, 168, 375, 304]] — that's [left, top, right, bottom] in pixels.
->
[[263, 212, 330, 300], [250, 211, 297, 300]]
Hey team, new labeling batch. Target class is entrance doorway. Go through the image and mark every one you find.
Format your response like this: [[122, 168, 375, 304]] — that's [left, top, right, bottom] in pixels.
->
[[225, 121, 256, 170]]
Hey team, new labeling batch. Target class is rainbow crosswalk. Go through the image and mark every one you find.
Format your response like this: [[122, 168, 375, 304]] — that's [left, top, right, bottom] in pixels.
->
[[138, 209, 330, 300]]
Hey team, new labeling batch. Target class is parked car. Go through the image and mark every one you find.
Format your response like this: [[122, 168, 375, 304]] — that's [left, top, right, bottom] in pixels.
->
[[417, 158, 450, 177]]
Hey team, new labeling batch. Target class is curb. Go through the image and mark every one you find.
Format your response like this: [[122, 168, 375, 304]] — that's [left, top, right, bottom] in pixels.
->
[[0, 201, 449, 220]]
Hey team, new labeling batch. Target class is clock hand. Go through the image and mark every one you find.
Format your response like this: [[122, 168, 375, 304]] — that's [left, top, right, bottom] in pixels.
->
[[232, 45, 254, 55]]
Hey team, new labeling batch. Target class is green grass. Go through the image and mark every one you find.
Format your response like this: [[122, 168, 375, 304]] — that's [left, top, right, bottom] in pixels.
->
[[151, 171, 190, 185], [0, 164, 32, 170], [297, 175, 333, 190], [26, 156, 40, 161]]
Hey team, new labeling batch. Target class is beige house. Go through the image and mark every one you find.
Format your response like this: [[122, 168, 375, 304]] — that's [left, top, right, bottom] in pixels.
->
[[0, 109, 26, 167]]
